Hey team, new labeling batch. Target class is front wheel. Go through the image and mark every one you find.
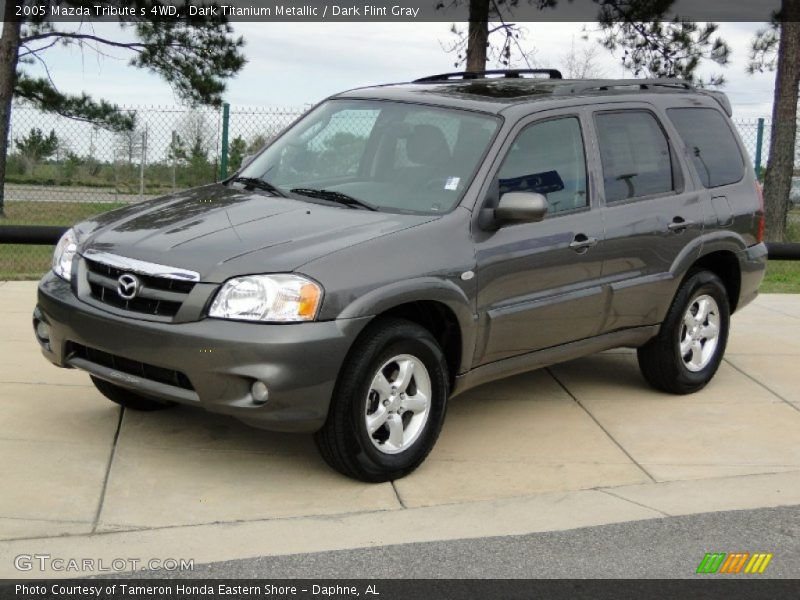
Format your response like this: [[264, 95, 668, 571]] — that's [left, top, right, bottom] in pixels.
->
[[637, 271, 730, 394], [314, 318, 449, 482]]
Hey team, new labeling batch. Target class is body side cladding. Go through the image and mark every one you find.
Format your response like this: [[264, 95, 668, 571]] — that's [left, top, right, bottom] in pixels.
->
[[650, 232, 749, 324], [453, 325, 658, 397], [336, 277, 478, 374]]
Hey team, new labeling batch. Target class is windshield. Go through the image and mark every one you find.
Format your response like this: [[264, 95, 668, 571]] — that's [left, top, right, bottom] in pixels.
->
[[238, 99, 500, 214]]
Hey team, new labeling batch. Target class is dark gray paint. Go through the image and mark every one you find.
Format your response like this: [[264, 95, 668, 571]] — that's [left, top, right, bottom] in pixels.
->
[[34, 80, 767, 432]]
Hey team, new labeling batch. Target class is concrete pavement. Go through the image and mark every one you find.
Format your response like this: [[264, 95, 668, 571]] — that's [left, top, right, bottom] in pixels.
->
[[1, 280, 800, 578]]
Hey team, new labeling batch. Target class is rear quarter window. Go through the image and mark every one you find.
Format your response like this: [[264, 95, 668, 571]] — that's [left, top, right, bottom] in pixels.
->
[[667, 107, 745, 188]]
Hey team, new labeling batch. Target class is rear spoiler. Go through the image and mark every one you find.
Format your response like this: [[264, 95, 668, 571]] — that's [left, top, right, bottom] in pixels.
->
[[700, 90, 732, 117]]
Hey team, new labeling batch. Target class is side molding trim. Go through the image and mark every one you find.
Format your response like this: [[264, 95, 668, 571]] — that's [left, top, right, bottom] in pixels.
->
[[452, 325, 659, 397]]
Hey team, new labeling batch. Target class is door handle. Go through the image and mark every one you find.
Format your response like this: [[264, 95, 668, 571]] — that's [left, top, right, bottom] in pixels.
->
[[569, 234, 598, 252], [668, 217, 694, 233]]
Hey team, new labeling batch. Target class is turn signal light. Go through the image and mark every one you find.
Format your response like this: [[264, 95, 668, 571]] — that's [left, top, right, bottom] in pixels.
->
[[298, 283, 322, 319]]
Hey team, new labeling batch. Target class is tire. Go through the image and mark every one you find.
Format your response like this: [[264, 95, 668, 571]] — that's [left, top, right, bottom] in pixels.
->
[[314, 318, 449, 483], [91, 376, 177, 411], [637, 271, 730, 395]]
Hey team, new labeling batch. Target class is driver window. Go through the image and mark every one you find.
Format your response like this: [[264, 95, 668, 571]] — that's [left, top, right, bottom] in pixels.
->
[[497, 117, 588, 214]]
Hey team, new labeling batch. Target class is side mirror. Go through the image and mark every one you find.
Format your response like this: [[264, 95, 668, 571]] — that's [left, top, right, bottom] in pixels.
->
[[494, 192, 548, 225]]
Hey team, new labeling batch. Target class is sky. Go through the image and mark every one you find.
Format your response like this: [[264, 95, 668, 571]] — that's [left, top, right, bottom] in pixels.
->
[[24, 21, 776, 119]]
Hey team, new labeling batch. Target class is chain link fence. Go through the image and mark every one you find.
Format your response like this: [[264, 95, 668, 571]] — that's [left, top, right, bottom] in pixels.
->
[[0, 103, 795, 278], [734, 117, 771, 178], [1, 103, 308, 278]]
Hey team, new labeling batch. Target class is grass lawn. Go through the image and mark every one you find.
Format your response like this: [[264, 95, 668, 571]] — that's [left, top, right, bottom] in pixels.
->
[[2, 200, 125, 226], [0, 245, 52, 280], [762, 215, 800, 292], [762, 261, 800, 293]]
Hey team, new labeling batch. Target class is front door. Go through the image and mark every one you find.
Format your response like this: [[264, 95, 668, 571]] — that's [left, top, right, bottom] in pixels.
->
[[473, 111, 607, 366]]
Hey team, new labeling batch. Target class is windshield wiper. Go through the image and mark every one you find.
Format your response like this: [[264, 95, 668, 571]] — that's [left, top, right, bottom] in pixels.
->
[[290, 188, 378, 211], [229, 176, 287, 198]]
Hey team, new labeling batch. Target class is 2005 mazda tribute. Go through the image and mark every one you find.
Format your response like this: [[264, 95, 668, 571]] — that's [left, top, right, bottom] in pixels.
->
[[34, 70, 767, 481]]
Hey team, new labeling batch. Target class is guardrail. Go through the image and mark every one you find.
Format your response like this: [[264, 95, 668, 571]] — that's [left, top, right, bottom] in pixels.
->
[[2, 225, 800, 260], [0, 225, 69, 245], [765, 243, 800, 260]]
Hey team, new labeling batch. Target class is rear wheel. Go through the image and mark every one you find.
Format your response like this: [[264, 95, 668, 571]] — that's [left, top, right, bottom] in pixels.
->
[[91, 376, 176, 411], [637, 271, 730, 394], [314, 318, 449, 482]]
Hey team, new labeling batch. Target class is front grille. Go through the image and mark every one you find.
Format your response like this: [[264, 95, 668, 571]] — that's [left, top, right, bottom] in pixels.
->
[[66, 342, 194, 391], [85, 258, 194, 318]]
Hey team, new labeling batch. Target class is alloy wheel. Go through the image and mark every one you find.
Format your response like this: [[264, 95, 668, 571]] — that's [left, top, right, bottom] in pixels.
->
[[679, 294, 721, 372], [364, 354, 432, 454]]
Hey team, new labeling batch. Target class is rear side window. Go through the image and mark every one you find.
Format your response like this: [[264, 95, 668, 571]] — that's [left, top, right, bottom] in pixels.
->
[[595, 111, 674, 203], [667, 108, 745, 188]]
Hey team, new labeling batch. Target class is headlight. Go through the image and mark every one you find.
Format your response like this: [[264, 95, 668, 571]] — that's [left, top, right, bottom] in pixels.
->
[[52, 228, 78, 281], [208, 274, 322, 322]]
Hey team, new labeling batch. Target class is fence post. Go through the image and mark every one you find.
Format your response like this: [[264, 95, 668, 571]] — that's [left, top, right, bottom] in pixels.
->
[[219, 103, 230, 181], [139, 126, 148, 203], [171, 130, 177, 193], [755, 117, 765, 177]]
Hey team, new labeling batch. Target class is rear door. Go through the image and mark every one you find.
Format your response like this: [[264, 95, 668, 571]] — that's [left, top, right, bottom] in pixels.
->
[[666, 106, 749, 232], [590, 104, 704, 332], [473, 109, 607, 365]]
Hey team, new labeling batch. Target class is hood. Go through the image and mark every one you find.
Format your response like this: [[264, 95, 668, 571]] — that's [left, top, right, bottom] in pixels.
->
[[78, 184, 435, 282]]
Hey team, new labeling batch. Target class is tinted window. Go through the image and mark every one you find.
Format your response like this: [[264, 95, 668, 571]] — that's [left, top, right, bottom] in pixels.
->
[[497, 117, 588, 214], [390, 109, 493, 170], [595, 111, 673, 202], [241, 100, 499, 214], [302, 109, 380, 178], [667, 108, 745, 188]]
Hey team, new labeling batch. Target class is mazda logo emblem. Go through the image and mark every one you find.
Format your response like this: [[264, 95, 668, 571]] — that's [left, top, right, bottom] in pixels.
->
[[117, 273, 141, 300]]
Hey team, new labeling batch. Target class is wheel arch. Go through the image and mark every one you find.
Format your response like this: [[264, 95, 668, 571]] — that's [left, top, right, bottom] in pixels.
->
[[685, 232, 746, 312], [686, 250, 742, 313], [668, 232, 746, 314], [336, 278, 476, 385]]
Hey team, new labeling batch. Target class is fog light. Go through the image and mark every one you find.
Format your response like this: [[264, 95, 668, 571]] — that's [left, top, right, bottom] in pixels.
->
[[35, 320, 51, 342], [251, 381, 269, 404]]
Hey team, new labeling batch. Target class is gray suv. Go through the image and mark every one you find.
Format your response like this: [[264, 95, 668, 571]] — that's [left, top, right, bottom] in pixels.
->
[[34, 70, 767, 482]]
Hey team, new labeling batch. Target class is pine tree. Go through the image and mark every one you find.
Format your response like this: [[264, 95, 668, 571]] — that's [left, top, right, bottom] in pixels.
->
[[0, 2, 246, 216]]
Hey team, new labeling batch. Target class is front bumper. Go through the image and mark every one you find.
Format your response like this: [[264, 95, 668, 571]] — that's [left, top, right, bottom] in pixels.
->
[[34, 272, 371, 432]]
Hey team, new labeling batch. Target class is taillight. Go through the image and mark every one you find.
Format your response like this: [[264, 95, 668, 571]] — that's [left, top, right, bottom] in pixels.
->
[[755, 181, 765, 243]]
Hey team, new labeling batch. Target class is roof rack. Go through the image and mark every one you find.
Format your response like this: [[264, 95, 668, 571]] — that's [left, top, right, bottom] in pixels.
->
[[565, 80, 730, 117], [557, 79, 694, 94], [413, 69, 563, 83]]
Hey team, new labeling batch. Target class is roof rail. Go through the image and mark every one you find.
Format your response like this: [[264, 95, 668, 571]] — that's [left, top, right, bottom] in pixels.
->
[[557, 79, 694, 95], [413, 69, 563, 83]]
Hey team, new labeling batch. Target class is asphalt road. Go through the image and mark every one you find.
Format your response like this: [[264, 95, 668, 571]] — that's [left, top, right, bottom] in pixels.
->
[[131, 504, 800, 579]]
